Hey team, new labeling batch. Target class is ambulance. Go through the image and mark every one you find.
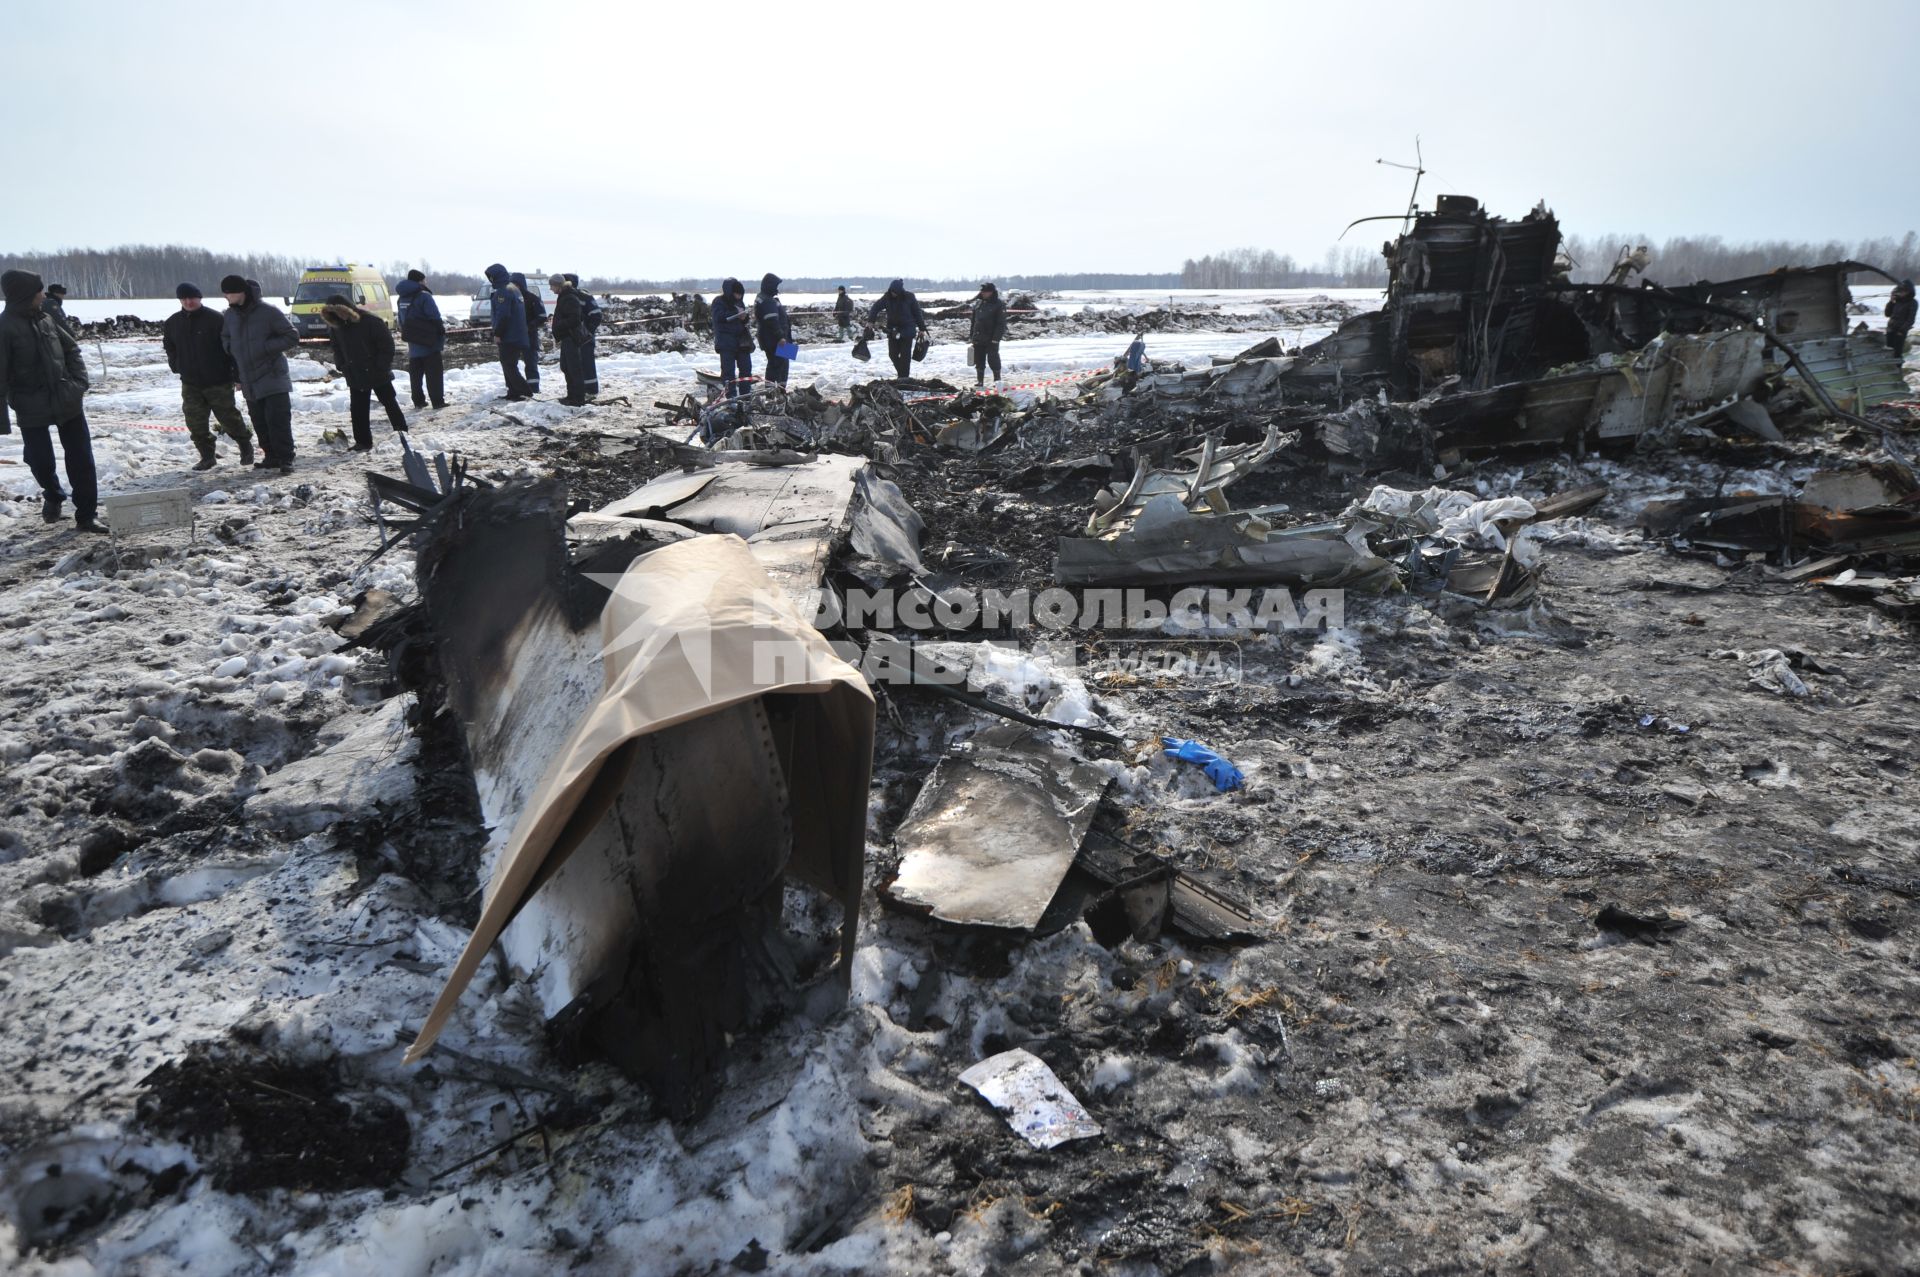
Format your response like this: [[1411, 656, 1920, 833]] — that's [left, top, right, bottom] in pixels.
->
[[287, 264, 396, 338]]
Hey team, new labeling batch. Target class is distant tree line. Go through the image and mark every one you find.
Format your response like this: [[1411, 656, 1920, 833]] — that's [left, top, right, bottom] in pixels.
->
[[0, 245, 487, 299], [0, 245, 310, 297], [7, 233, 1915, 300], [1561, 232, 1920, 285], [1179, 245, 1390, 289], [1180, 234, 1920, 290]]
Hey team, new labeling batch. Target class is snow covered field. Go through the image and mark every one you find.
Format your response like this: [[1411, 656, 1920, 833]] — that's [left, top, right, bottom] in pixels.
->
[[0, 301, 1371, 1276], [5, 286, 1917, 1277], [60, 295, 479, 325], [61, 288, 1387, 329], [1, 305, 1362, 518]]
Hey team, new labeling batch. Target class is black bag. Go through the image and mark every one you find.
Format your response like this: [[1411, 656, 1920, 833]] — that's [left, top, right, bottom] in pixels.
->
[[851, 337, 872, 362], [912, 333, 930, 362], [401, 304, 445, 347]]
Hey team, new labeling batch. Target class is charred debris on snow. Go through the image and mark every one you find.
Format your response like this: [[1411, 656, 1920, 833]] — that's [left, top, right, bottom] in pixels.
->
[[58, 191, 1904, 1270], [368, 195, 1919, 1117]]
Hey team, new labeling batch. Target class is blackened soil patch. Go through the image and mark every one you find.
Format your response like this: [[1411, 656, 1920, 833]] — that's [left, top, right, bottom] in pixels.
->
[[135, 1043, 409, 1193], [533, 430, 677, 512]]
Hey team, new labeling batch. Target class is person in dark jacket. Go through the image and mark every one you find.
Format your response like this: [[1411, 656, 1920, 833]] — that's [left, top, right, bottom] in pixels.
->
[[163, 282, 252, 469], [689, 292, 711, 333], [484, 263, 532, 401], [967, 282, 1008, 386], [0, 270, 104, 531], [549, 273, 601, 406], [395, 271, 447, 409], [512, 271, 546, 393], [321, 294, 407, 452], [711, 277, 754, 400], [1886, 280, 1916, 357], [868, 279, 927, 380], [44, 284, 78, 338], [1125, 334, 1147, 373], [834, 286, 854, 340], [219, 274, 298, 473], [753, 273, 793, 390]]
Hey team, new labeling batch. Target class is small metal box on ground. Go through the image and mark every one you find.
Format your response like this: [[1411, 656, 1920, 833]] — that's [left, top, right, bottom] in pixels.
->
[[100, 488, 195, 545]]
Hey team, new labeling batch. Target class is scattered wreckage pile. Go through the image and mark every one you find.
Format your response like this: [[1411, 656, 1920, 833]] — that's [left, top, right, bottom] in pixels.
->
[[339, 258, 1920, 1258], [1294, 196, 1908, 465], [916, 294, 1367, 341], [18, 196, 1911, 1272], [372, 195, 1920, 1117], [73, 314, 166, 340], [355, 405, 1607, 1117]]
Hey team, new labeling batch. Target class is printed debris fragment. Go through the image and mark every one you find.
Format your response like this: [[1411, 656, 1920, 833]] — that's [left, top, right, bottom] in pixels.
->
[[959, 1048, 1103, 1149]]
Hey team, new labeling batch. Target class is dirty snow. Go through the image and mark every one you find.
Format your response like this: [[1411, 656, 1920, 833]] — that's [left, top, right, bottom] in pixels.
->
[[1, 289, 1917, 1276]]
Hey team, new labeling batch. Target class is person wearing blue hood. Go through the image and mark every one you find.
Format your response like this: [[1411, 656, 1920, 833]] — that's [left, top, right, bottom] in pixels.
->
[[868, 279, 927, 380], [711, 277, 754, 400], [395, 271, 447, 409], [753, 274, 793, 390], [511, 271, 546, 393], [484, 264, 532, 401]]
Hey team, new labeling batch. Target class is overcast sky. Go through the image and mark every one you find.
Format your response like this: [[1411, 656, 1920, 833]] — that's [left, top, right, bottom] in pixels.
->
[[8, 0, 1916, 279]]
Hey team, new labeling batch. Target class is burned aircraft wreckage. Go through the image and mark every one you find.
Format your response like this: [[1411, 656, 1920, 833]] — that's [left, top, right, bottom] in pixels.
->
[[384, 459, 878, 1114], [368, 194, 1917, 1118], [1286, 195, 1908, 463]]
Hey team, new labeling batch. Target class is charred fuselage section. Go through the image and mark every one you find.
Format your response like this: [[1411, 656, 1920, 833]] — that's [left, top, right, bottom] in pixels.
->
[[1286, 196, 1906, 465]]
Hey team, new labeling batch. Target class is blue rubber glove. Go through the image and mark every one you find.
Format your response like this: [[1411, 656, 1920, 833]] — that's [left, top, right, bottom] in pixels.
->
[[1161, 737, 1244, 792]]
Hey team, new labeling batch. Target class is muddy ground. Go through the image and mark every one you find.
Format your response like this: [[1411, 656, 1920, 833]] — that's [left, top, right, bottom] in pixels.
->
[[447, 413, 1920, 1272], [858, 546, 1920, 1273], [837, 428, 1920, 1273]]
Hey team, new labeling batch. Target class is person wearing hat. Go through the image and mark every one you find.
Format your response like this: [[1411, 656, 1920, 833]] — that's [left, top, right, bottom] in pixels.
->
[[753, 274, 793, 390], [395, 269, 447, 410], [967, 282, 1007, 387], [0, 269, 106, 532], [320, 293, 408, 452], [162, 283, 253, 470], [834, 286, 854, 341], [482, 264, 531, 401], [43, 284, 78, 339], [868, 279, 928, 381], [549, 273, 601, 407], [711, 278, 754, 401], [1886, 279, 1916, 357], [219, 273, 299, 472], [511, 271, 546, 395]]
